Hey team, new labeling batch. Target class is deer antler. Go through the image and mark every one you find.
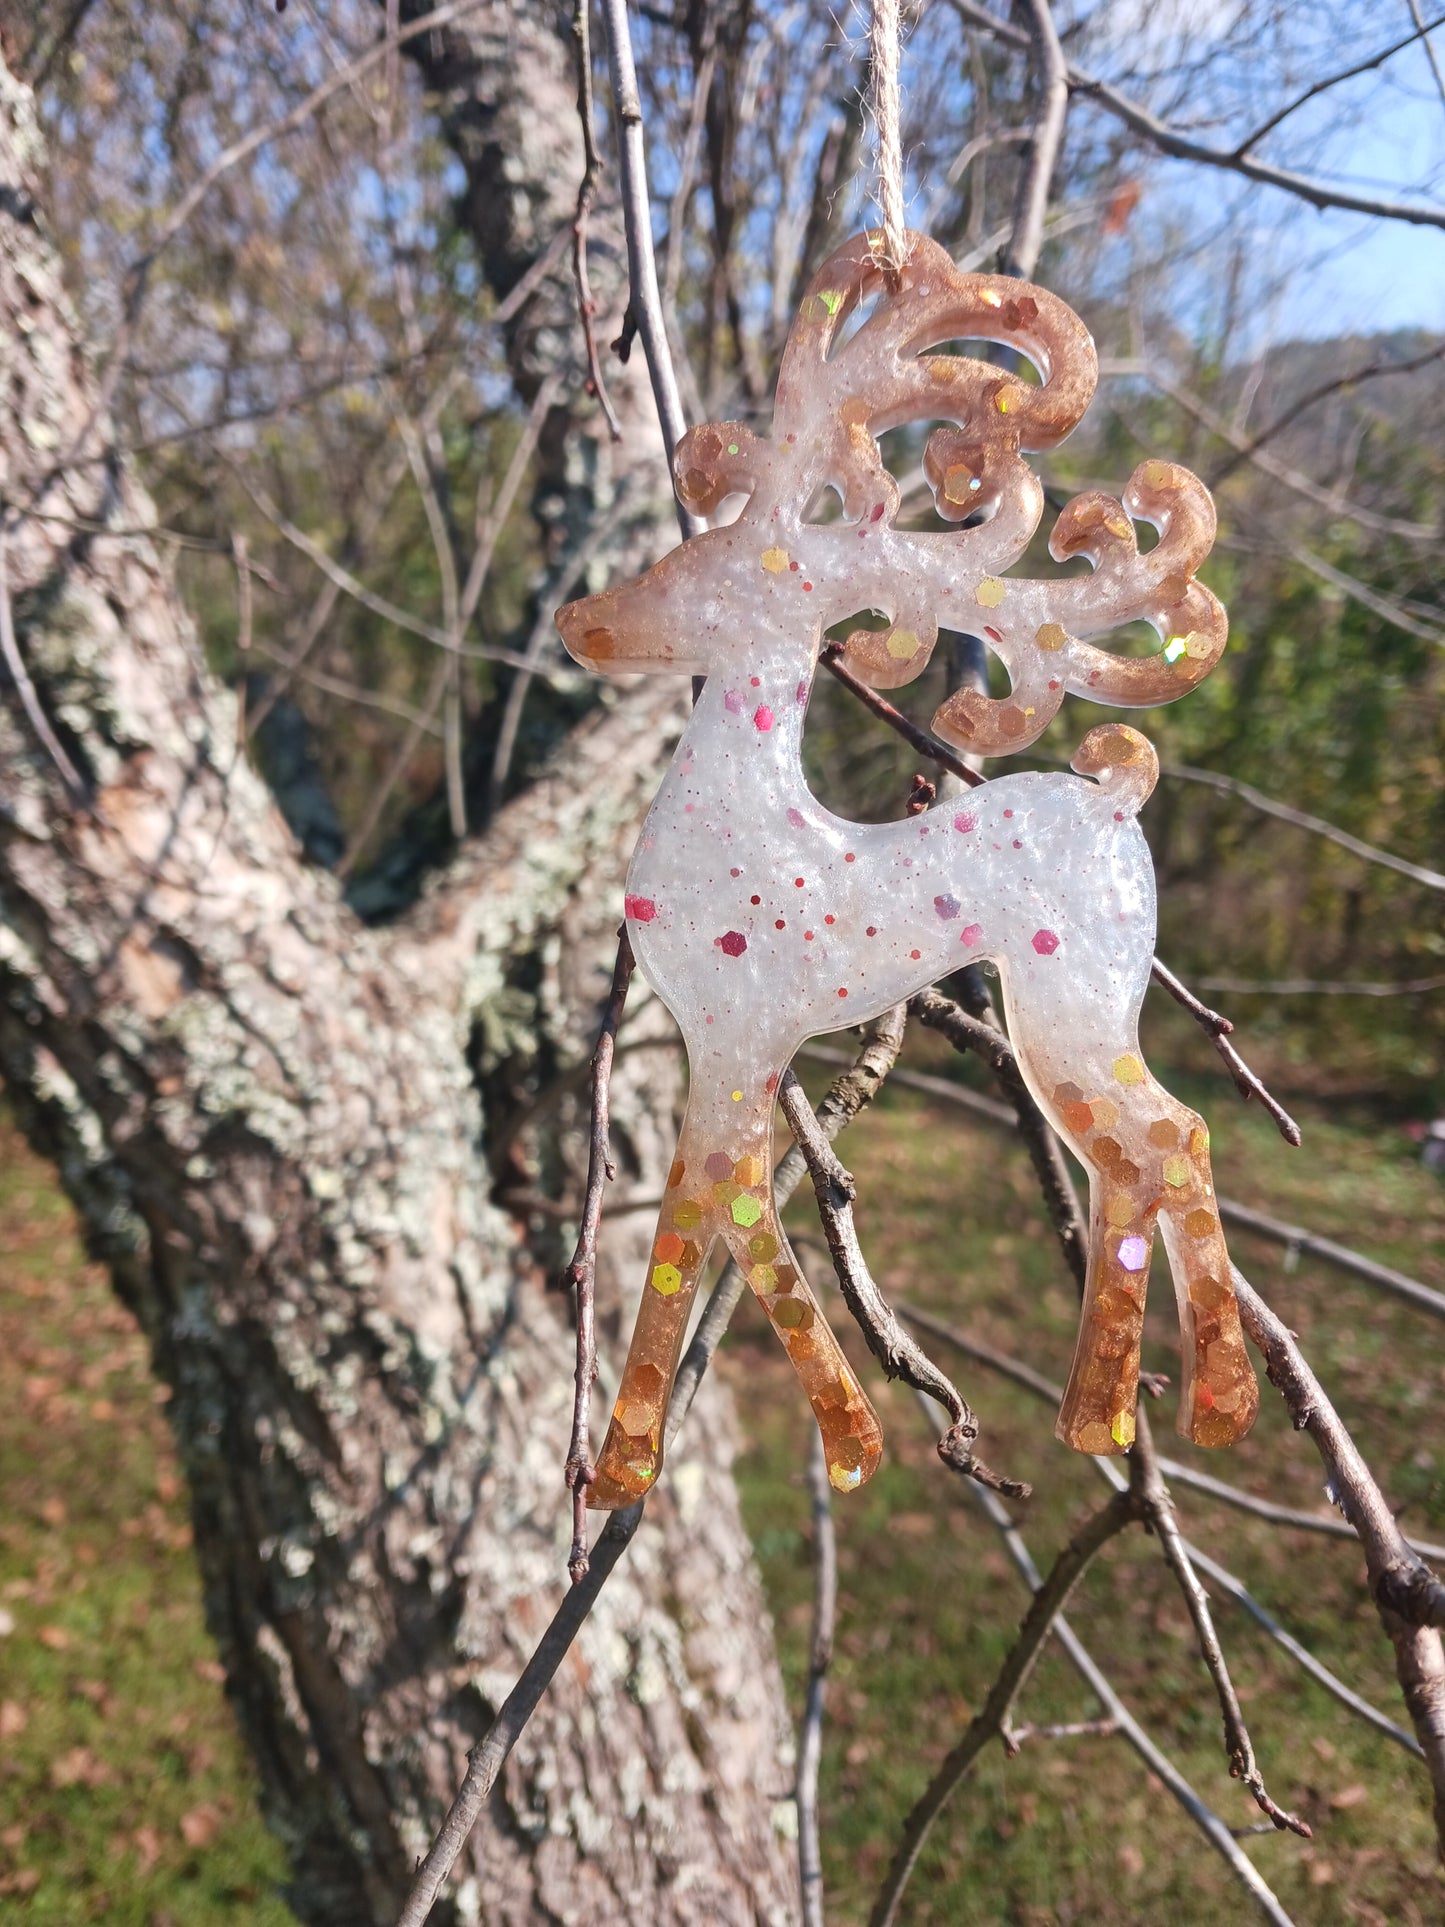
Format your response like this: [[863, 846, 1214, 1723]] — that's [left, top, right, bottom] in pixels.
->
[[930, 457, 1227, 756], [672, 232, 1227, 752]]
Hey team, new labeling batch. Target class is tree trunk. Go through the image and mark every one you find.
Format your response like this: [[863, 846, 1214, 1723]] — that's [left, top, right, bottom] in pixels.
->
[[0, 51, 797, 1927]]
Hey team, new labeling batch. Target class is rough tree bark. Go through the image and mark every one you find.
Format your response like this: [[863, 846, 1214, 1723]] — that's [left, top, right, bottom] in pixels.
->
[[394, 0, 673, 576], [0, 48, 798, 1927]]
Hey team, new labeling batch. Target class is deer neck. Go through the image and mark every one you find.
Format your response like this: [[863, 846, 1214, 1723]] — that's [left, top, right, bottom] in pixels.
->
[[664, 645, 816, 809]]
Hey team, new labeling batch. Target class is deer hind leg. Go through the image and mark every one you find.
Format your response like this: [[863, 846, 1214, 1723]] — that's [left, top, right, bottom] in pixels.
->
[[719, 1190, 883, 1497], [1034, 1055, 1257, 1453]]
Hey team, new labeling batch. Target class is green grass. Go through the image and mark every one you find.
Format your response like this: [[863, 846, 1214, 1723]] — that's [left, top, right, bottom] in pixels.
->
[[725, 1012, 1445, 1925], [2, 1015, 1443, 1925], [0, 1109, 296, 1924]]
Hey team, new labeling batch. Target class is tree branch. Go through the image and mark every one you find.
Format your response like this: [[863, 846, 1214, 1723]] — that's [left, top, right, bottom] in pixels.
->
[[560, 927, 635, 1583], [779, 1064, 1029, 1496], [951, 0, 1445, 231], [598, 0, 700, 538], [867, 1482, 1139, 1927], [1000, 0, 1068, 281], [797, 1426, 837, 1927]]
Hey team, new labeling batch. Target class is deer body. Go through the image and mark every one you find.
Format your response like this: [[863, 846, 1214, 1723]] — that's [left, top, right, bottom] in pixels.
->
[[555, 232, 1258, 1507]]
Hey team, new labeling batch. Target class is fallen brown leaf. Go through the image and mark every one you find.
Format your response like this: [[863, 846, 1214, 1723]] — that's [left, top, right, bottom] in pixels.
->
[[49, 1745, 111, 1790], [179, 1803, 222, 1849]]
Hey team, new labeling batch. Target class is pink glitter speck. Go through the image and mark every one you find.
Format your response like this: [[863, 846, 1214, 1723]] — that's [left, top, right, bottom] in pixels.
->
[[953, 811, 977, 833], [624, 895, 657, 923], [1031, 929, 1060, 956], [960, 923, 982, 947], [754, 705, 774, 731], [725, 689, 743, 714], [786, 807, 806, 828], [716, 930, 748, 957]]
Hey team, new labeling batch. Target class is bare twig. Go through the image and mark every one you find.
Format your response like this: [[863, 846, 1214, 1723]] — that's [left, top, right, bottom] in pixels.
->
[[560, 928, 635, 1583], [487, 485, 638, 813], [1150, 958, 1302, 1146], [821, 643, 978, 787], [1207, 339, 1445, 488], [572, 0, 622, 440], [1002, 1716, 1117, 1750], [1183, 1537, 1425, 1759], [1232, 13, 1445, 155], [1221, 1198, 1445, 1320], [901, 1302, 1433, 1760], [910, 987, 1089, 1290], [1000, 0, 1068, 282], [394, 1015, 905, 1924], [1233, 1270, 1445, 1842], [661, 37, 715, 309], [1155, 764, 1445, 894], [950, 0, 1445, 232], [800, 1041, 1014, 1129], [51, 0, 490, 486], [1159, 1455, 1445, 1565], [873, 1409, 1301, 1927], [798, 1426, 837, 1927], [0, 527, 86, 802], [1409, 0, 1445, 113], [868, 1480, 1143, 1927], [779, 1065, 1029, 1496], [1103, 357, 1436, 541], [333, 378, 557, 876], [1196, 973, 1445, 997], [598, 0, 700, 538], [1233, 1273, 1445, 1633], [873, 1039, 1441, 1319], [1131, 1414, 1311, 1836]]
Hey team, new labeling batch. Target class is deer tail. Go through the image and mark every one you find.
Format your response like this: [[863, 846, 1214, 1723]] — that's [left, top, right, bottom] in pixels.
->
[[1071, 723, 1159, 816]]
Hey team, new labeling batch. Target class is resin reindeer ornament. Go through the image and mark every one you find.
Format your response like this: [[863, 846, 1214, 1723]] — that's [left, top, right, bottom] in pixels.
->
[[556, 231, 1257, 1507]]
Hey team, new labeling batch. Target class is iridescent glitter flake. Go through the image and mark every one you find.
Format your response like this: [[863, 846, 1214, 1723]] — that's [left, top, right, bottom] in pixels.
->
[[554, 229, 1256, 1508]]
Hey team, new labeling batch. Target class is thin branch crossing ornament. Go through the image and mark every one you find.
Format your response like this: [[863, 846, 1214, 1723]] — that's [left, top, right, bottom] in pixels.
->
[[556, 232, 1257, 1505]]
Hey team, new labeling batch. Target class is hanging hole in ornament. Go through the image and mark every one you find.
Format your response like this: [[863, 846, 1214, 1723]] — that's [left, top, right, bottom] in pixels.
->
[[824, 289, 883, 360], [921, 337, 1046, 390], [1090, 616, 1168, 662], [803, 482, 846, 527]]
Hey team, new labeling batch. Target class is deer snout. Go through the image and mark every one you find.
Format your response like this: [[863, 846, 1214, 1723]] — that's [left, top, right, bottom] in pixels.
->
[[555, 588, 637, 670], [556, 543, 716, 675]]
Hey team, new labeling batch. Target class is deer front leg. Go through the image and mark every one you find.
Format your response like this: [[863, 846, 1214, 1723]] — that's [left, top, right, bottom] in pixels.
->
[[589, 1089, 883, 1507], [588, 1140, 717, 1509]]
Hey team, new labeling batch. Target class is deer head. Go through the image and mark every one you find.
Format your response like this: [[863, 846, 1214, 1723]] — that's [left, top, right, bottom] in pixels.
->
[[556, 231, 1226, 754]]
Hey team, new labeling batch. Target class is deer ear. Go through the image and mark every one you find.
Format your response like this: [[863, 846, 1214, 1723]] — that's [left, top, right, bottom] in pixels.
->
[[674, 423, 766, 514]]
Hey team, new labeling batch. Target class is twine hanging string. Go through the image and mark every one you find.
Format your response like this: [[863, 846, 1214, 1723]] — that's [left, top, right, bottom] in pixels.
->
[[869, 0, 908, 282]]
